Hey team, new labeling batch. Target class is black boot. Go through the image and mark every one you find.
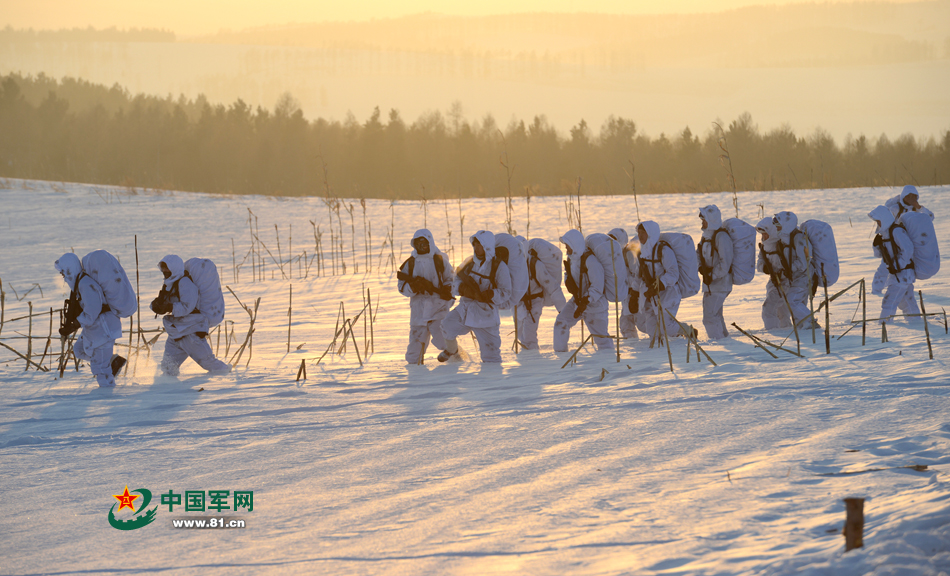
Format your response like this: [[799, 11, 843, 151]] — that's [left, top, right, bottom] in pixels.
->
[[110, 354, 127, 376]]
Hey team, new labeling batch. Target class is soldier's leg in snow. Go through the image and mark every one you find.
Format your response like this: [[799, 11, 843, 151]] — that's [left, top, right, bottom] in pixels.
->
[[473, 325, 503, 362], [762, 283, 785, 330], [619, 312, 639, 340], [660, 290, 682, 336], [428, 316, 447, 352], [635, 302, 658, 340], [405, 325, 431, 364], [75, 337, 117, 387], [702, 291, 730, 339], [553, 300, 581, 352], [881, 278, 914, 322], [516, 301, 541, 350], [161, 336, 190, 376], [897, 282, 920, 317], [785, 282, 812, 327], [583, 308, 614, 350], [440, 307, 468, 354], [180, 334, 230, 373]]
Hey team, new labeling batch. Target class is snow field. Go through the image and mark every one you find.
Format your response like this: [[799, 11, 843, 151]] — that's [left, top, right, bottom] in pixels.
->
[[1, 179, 949, 575]]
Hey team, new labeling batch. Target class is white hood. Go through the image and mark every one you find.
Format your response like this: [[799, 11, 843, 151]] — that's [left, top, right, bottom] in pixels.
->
[[756, 217, 778, 249], [638, 221, 661, 257], [773, 211, 798, 243], [560, 229, 586, 281], [900, 185, 919, 208], [160, 254, 185, 290], [868, 205, 895, 237], [699, 205, 723, 240], [55, 253, 83, 290], [411, 228, 437, 261], [608, 228, 628, 246], [470, 230, 495, 263]]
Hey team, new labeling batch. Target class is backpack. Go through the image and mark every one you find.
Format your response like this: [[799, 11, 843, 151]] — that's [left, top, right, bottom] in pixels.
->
[[80, 250, 137, 318], [584, 233, 627, 302], [796, 220, 839, 287], [898, 211, 940, 280], [494, 233, 529, 309], [720, 218, 757, 285], [526, 238, 566, 310], [184, 258, 226, 327], [656, 232, 701, 298]]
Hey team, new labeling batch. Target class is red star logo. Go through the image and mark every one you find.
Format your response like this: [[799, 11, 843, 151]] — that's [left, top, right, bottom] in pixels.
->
[[113, 486, 139, 512]]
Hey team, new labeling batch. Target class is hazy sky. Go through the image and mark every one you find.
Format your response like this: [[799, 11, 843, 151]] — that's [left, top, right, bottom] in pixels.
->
[[2, 0, 914, 36]]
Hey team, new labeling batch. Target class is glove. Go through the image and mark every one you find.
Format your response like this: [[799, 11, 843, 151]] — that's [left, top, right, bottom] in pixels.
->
[[150, 298, 172, 315], [872, 234, 883, 248], [701, 271, 713, 286], [627, 288, 639, 315], [59, 317, 80, 337], [644, 281, 664, 302], [573, 296, 588, 319], [478, 288, 494, 304], [436, 285, 454, 301], [458, 282, 475, 300]]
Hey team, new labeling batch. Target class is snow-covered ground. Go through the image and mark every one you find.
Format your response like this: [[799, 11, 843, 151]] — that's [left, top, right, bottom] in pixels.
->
[[1, 179, 949, 575]]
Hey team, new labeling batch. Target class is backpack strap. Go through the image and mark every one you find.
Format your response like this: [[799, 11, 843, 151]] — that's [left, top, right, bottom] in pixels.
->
[[433, 254, 444, 288]]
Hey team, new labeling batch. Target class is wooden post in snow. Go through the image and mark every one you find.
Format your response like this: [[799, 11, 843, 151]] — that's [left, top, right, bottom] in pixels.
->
[[919, 290, 933, 360], [843, 498, 865, 552]]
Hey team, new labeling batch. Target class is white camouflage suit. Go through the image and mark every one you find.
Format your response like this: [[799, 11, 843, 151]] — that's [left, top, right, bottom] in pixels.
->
[[55, 253, 123, 387], [441, 230, 512, 363], [398, 229, 456, 363], [553, 229, 614, 352], [515, 240, 566, 350], [873, 185, 935, 294], [156, 255, 230, 376], [697, 205, 734, 339], [607, 228, 639, 342], [631, 221, 682, 340], [773, 211, 813, 327], [869, 205, 920, 324], [756, 218, 792, 330]]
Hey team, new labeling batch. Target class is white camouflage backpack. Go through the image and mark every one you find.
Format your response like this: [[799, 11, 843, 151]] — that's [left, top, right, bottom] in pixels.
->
[[526, 238, 566, 311], [184, 258, 226, 327], [81, 250, 137, 318], [656, 232, 701, 298], [898, 211, 940, 280], [584, 233, 627, 302], [720, 218, 757, 285], [493, 233, 529, 309], [796, 220, 839, 287]]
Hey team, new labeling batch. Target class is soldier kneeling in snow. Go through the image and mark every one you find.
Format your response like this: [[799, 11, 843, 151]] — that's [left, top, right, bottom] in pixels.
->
[[55, 253, 125, 387], [151, 255, 231, 376], [397, 229, 456, 364]]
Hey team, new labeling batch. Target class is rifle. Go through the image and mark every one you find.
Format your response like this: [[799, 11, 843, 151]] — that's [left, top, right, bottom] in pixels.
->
[[457, 264, 493, 304]]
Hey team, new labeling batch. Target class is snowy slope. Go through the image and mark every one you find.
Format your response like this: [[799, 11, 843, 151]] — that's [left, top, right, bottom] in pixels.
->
[[1, 179, 949, 575]]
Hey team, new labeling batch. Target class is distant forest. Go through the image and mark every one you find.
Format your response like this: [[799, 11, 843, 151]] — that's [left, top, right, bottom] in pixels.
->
[[1, 73, 948, 198]]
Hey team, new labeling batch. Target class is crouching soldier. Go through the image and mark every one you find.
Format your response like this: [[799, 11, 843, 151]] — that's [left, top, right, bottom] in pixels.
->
[[756, 218, 792, 330], [55, 253, 125, 387], [439, 231, 512, 363], [553, 229, 613, 352], [397, 229, 456, 364], [697, 205, 734, 339], [631, 222, 682, 340], [151, 255, 230, 376]]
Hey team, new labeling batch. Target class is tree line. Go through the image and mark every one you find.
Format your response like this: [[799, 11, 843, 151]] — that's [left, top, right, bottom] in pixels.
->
[[1, 72, 947, 199]]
